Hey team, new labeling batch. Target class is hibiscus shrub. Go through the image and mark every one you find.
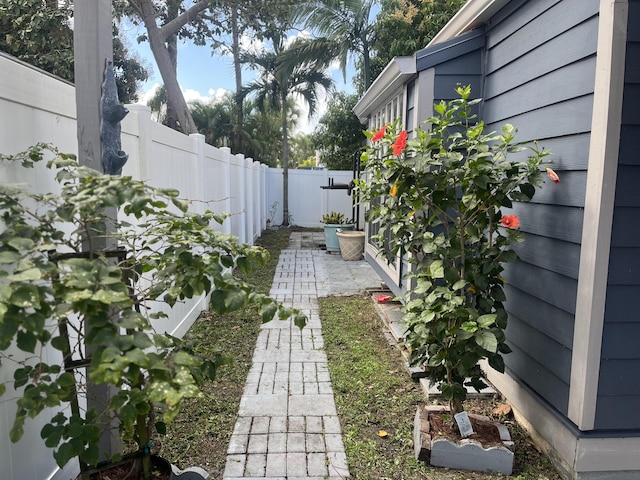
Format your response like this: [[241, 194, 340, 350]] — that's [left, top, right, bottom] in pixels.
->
[[357, 85, 557, 417]]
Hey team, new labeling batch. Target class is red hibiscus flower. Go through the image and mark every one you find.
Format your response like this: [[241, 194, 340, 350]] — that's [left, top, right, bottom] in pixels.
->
[[499, 214, 520, 229], [372, 125, 387, 142], [392, 130, 408, 155], [546, 167, 560, 184]]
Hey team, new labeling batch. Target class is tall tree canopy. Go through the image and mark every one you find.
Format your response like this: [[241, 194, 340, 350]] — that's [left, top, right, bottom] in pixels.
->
[[122, 0, 211, 133], [242, 34, 334, 225], [369, 0, 465, 83], [293, 0, 378, 91], [311, 92, 366, 170], [207, 0, 295, 152], [0, 0, 148, 103], [120, 0, 295, 135]]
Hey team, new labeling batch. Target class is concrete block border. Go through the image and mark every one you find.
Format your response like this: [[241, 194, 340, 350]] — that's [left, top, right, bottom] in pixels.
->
[[414, 405, 514, 475]]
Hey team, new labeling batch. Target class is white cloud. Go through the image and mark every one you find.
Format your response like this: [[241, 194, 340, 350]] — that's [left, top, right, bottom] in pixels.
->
[[137, 83, 162, 105], [240, 32, 266, 56], [137, 83, 231, 107]]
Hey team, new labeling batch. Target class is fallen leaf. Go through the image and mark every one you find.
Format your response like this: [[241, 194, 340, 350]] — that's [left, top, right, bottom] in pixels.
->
[[493, 403, 512, 416], [378, 430, 388, 438]]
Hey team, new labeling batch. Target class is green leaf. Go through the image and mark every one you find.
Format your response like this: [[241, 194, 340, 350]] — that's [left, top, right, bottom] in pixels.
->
[[294, 313, 307, 330], [10, 285, 41, 308], [8, 268, 42, 282], [10, 417, 25, 442], [488, 353, 506, 373], [475, 331, 498, 353], [155, 421, 167, 435], [53, 442, 76, 467], [17, 330, 37, 353], [80, 443, 100, 466], [260, 303, 278, 323], [520, 182, 536, 200], [461, 321, 477, 333], [224, 289, 247, 312], [51, 336, 69, 352], [0, 316, 18, 348], [173, 351, 197, 366], [428, 260, 444, 279], [477, 314, 497, 328], [7, 237, 35, 252], [209, 289, 227, 314], [41, 422, 64, 448], [0, 251, 21, 264]]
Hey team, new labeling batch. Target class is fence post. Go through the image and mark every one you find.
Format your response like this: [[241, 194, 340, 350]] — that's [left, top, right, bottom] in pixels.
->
[[220, 147, 232, 235], [125, 104, 152, 181], [189, 133, 206, 215], [261, 165, 268, 230], [252, 161, 261, 237], [245, 157, 254, 244], [236, 153, 246, 243]]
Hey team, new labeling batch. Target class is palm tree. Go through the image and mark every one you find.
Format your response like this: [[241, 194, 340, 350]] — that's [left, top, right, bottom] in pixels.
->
[[293, 0, 378, 90], [190, 95, 234, 147], [242, 34, 334, 226]]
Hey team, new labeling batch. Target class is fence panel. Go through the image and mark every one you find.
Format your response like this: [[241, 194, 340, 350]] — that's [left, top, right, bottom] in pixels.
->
[[0, 53, 365, 480], [266, 168, 362, 228]]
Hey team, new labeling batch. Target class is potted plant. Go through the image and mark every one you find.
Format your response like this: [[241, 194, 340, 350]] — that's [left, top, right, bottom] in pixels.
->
[[320, 211, 354, 253], [0, 145, 306, 479], [357, 86, 559, 473]]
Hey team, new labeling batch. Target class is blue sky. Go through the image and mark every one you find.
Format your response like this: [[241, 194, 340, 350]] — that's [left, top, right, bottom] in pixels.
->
[[122, 24, 358, 133], [120, 5, 373, 134]]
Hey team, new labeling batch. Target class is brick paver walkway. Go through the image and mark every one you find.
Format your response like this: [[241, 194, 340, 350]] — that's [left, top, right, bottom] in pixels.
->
[[223, 232, 381, 479]]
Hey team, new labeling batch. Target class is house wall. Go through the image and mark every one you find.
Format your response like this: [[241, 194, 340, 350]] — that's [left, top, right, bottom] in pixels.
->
[[595, 0, 640, 430], [481, 0, 599, 416]]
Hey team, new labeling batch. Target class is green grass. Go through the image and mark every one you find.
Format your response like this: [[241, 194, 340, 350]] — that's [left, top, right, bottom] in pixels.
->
[[155, 231, 560, 480], [320, 295, 562, 480], [154, 228, 290, 477]]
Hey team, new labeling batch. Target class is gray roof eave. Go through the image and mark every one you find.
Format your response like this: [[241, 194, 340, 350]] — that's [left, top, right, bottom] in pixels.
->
[[428, 0, 511, 46], [353, 56, 416, 122]]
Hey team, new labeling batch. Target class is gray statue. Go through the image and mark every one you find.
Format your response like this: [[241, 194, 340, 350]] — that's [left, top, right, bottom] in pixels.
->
[[101, 59, 129, 175]]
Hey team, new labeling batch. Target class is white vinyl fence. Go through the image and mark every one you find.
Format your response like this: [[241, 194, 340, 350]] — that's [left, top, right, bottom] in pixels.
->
[[0, 53, 358, 480]]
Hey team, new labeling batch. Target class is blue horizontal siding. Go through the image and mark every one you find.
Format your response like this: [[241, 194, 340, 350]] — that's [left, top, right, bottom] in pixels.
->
[[506, 313, 572, 384], [486, 0, 598, 72], [505, 343, 569, 414], [484, 57, 596, 121], [511, 203, 583, 244], [595, 396, 640, 430], [504, 261, 578, 314], [484, 16, 598, 98], [604, 286, 640, 323], [595, 0, 640, 431], [511, 234, 580, 279], [484, 95, 594, 140], [481, 0, 599, 420], [505, 287, 575, 348], [601, 324, 640, 360]]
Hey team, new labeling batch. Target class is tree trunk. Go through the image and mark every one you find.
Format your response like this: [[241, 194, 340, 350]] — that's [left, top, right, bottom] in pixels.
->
[[362, 40, 371, 91], [133, 0, 200, 134], [231, 7, 244, 151], [163, 0, 181, 130], [281, 92, 289, 227]]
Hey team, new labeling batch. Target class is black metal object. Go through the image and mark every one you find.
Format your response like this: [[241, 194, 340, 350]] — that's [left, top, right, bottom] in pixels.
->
[[320, 149, 362, 230]]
